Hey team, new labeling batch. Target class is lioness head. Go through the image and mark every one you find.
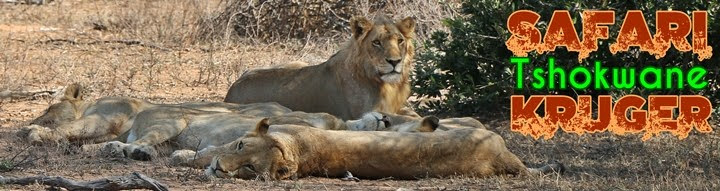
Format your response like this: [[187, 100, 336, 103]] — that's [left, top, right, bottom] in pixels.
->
[[392, 116, 439, 132], [206, 119, 295, 180], [346, 111, 439, 132], [29, 84, 85, 128], [345, 111, 391, 131], [350, 15, 415, 84]]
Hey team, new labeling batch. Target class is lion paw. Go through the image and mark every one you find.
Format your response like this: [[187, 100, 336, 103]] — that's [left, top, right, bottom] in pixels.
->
[[100, 141, 128, 158], [126, 145, 157, 161], [24, 125, 54, 144], [340, 171, 360, 182], [17, 125, 41, 138], [170, 150, 197, 166], [81, 143, 106, 153]]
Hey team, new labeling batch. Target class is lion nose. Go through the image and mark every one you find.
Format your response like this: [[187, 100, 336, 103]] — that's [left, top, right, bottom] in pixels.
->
[[214, 163, 226, 173], [386, 58, 401, 67]]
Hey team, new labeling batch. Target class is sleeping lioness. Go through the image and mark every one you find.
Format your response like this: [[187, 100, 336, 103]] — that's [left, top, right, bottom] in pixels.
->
[[101, 109, 439, 162], [353, 111, 486, 132], [205, 119, 564, 180], [247, 111, 474, 134], [23, 85, 439, 163], [167, 111, 443, 167], [22, 84, 291, 144]]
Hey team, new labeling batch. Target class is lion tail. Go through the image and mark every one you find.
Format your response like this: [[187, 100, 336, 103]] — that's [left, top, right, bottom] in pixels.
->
[[527, 160, 565, 176]]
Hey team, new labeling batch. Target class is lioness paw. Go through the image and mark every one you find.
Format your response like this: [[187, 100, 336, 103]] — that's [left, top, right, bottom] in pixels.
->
[[100, 141, 128, 158], [17, 124, 43, 138], [24, 125, 55, 144], [26, 131, 44, 144], [340, 171, 360, 182], [81, 143, 106, 153], [170, 150, 197, 166], [127, 145, 157, 161]]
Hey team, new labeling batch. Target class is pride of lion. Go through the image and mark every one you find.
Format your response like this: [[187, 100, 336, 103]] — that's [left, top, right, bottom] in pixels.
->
[[21, 15, 563, 181]]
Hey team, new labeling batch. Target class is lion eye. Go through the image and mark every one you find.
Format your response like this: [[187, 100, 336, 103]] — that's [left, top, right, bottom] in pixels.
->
[[372, 40, 381, 47], [398, 38, 404, 44], [244, 164, 256, 172], [236, 141, 244, 150]]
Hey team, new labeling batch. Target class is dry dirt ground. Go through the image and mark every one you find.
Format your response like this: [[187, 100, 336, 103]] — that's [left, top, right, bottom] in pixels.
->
[[1, 1, 720, 190]]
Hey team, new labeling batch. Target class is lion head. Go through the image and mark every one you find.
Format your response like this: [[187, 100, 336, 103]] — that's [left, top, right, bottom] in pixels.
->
[[29, 84, 85, 128], [391, 115, 439, 132], [349, 15, 416, 84], [205, 118, 296, 180], [345, 111, 391, 131], [346, 111, 439, 132]]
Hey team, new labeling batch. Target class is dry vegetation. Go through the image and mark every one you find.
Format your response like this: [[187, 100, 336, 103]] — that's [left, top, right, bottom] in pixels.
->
[[198, 0, 458, 42], [0, 0, 719, 190]]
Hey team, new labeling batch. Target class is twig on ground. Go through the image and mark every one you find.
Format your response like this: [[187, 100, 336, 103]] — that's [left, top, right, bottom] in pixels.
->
[[0, 144, 37, 172], [0, 89, 59, 100], [0, 172, 169, 191], [41, 38, 171, 51]]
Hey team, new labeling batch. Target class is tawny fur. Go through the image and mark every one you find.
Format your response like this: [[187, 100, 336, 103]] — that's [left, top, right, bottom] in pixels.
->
[[224, 15, 416, 120], [23, 85, 433, 164], [96, 109, 417, 163], [373, 111, 487, 131], [22, 84, 292, 145], [206, 122, 560, 180]]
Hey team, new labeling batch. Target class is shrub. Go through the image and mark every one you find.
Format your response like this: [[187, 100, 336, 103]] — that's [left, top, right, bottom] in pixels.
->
[[197, 0, 460, 42], [413, 0, 720, 117]]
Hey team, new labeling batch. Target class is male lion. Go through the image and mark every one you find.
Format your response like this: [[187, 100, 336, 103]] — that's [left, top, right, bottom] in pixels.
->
[[205, 119, 564, 180], [23, 84, 291, 144], [225, 15, 417, 120]]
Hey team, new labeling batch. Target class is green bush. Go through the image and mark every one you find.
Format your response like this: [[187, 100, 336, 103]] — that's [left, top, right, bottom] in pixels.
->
[[413, 0, 720, 117], [0, 160, 13, 172]]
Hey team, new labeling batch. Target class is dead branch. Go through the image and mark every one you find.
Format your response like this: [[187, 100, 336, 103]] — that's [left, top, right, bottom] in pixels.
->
[[0, 89, 58, 100], [1, 144, 37, 172], [41, 38, 171, 51], [89, 40, 170, 51], [0, 172, 169, 191], [1, 0, 51, 5]]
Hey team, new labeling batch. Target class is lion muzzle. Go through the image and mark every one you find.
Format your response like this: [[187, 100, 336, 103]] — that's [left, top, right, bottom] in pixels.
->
[[205, 157, 235, 178]]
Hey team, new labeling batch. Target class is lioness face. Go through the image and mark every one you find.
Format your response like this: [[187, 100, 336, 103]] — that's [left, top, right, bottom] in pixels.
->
[[351, 16, 415, 84], [346, 111, 391, 131], [347, 111, 440, 132], [30, 101, 79, 128], [30, 84, 84, 128], [206, 119, 294, 180], [391, 116, 440, 133]]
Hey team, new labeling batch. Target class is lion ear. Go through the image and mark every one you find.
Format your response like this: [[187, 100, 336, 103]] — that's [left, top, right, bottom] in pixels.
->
[[396, 17, 416, 39], [62, 83, 83, 101], [255, 118, 271, 135], [350, 16, 372, 40], [418, 116, 440, 132]]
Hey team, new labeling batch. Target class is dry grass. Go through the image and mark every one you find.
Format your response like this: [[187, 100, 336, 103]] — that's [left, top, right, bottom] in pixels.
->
[[1, 0, 719, 190], [198, 0, 459, 43], [0, 0, 333, 99]]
